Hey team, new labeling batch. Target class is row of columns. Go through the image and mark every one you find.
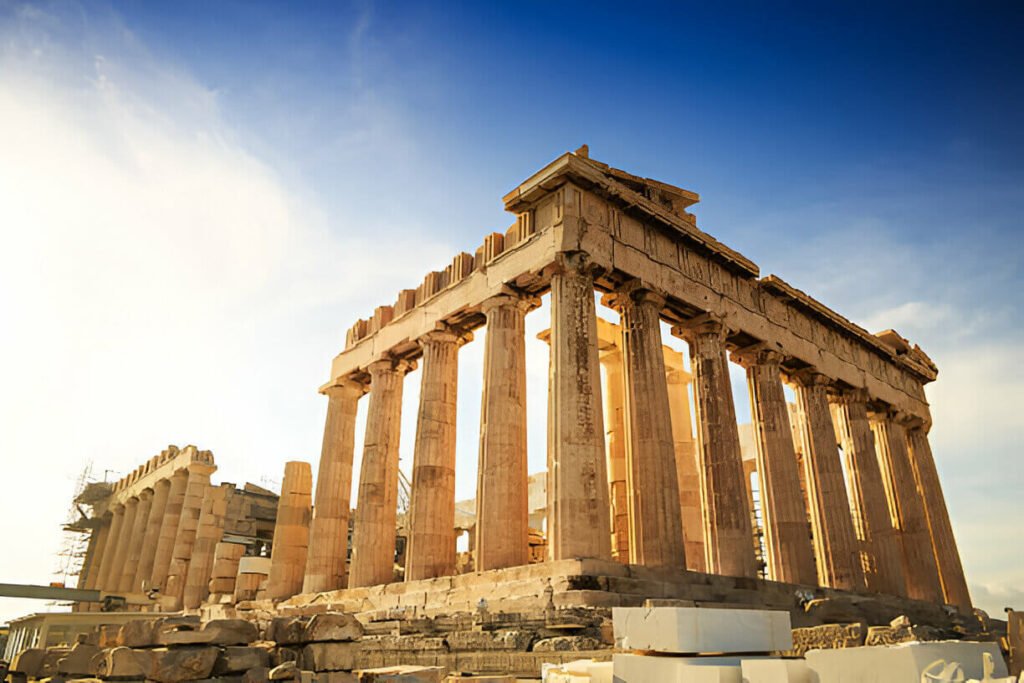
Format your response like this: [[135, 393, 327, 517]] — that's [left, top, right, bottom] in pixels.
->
[[79, 462, 227, 611], [306, 251, 969, 611]]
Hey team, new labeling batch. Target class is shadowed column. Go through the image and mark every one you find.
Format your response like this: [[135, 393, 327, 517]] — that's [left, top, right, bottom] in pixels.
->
[[614, 284, 684, 567], [303, 380, 367, 593], [905, 424, 972, 609], [165, 462, 215, 609], [183, 484, 229, 608], [80, 514, 112, 611], [830, 390, 907, 596], [119, 489, 153, 594], [675, 315, 754, 577], [794, 371, 864, 591], [547, 254, 611, 562], [349, 359, 411, 587], [873, 411, 943, 602], [94, 504, 126, 594], [133, 478, 170, 594], [475, 294, 531, 571], [406, 328, 465, 580], [740, 348, 816, 585], [665, 351, 705, 573], [110, 497, 140, 592], [149, 469, 189, 593], [598, 348, 630, 563]]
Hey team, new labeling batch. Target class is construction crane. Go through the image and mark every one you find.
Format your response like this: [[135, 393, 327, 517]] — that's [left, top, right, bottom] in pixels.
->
[[0, 582, 175, 612]]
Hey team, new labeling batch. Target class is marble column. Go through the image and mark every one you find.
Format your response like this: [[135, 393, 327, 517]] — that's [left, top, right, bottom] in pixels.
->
[[677, 315, 755, 577], [165, 463, 215, 608], [94, 504, 125, 594], [616, 285, 685, 567], [110, 497, 140, 592], [406, 329, 464, 580], [349, 359, 411, 587], [598, 348, 630, 563], [267, 462, 313, 598], [183, 484, 229, 609], [547, 255, 611, 562], [133, 478, 171, 593], [80, 516, 112, 610], [872, 412, 943, 603], [794, 372, 864, 591], [303, 380, 366, 594], [905, 425, 972, 609], [149, 469, 189, 592], [742, 349, 816, 585], [475, 294, 531, 571], [830, 390, 907, 596], [666, 355, 705, 573], [119, 489, 153, 593]]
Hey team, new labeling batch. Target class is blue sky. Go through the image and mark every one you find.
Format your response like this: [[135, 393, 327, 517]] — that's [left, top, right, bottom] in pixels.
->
[[0, 0, 1021, 622]]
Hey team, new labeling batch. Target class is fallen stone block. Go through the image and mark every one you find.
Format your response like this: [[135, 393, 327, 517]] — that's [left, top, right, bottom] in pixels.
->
[[740, 658, 813, 683], [98, 646, 150, 679], [271, 616, 311, 644], [355, 664, 445, 681], [865, 623, 944, 646], [804, 640, 1008, 682], [244, 665, 272, 681], [612, 653, 742, 682], [532, 635, 601, 652], [446, 629, 533, 651], [302, 642, 361, 672], [304, 613, 364, 642], [10, 648, 46, 677], [789, 622, 866, 656], [56, 642, 103, 676], [309, 672, 358, 682], [213, 645, 273, 675], [542, 658, 613, 683], [147, 646, 219, 682], [118, 618, 162, 647], [270, 660, 300, 679], [159, 618, 259, 646], [613, 607, 792, 654]]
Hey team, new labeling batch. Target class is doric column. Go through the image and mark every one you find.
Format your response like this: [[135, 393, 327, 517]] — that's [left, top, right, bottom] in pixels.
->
[[598, 348, 630, 563], [740, 348, 816, 585], [133, 478, 171, 593], [119, 489, 153, 593], [615, 284, 684, 567], [905, 424, 972, 609], [406, 328, 466, 580], [79, 515, 112, 610], [110, 497, 140, 591], [872, 412, 943, 603], [165, 462, 215, 608], [794, 371, 864, 591], [666, 354, 705, 573], [303, 380, 367, 594], [267, 462, 313, 598], [349, 359, 412, 587], [675, 315, 755, 577], [149, 469, 189, 592], [475, 294, 532, 571], [830, 390, 906, 596], [94, 504, 125, 593], [183, 484, 230, 609], [547, 254, 612, 562]]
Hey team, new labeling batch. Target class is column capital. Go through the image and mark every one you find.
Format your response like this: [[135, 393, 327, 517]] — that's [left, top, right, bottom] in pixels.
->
[[124, 496, 140, 507], [417, 324, 473, 348], [829, 386, 870, 406], [670, 312, 728, 341], [546, 250, 605, 279], [730, 342, 785, 369], [322, 378, 369, 399], [367, 357, 417, 376], [608, 279, 666, 310], [792, 368, 832, 388], [138, 488, 154, 501], [480, 290, 540, 316]]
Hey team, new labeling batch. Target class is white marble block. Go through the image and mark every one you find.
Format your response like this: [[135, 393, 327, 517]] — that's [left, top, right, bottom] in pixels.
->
[[741, 658, 813, 683], [612, 654, 741, 682], [612, 607, 793, 654], [804, 640, 1008, 682]]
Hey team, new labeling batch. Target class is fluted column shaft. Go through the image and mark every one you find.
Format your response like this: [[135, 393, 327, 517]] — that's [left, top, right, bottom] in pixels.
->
[[406, 330, 463, 580], [149, 470, 189, 592], [830, 390, 906, 596], [679, 316, 754, 577], [303, 381, 366, 593], [666, 360, 705, 572], [79, 516, 111, 610], [349, 360, 409, 587], [134, 478, 171, 593], [184, 484, 230, 608], [599, 349, 630, 562], [267, 462, 313, 598], [547, 256, 611, 561], [617, 287, 685, 567], [905, 426, 972, 609], [795, 372, 864, 591], [475, 295, 530, 571], [119, 489, 153, 593], [165, 464, 214, 608], [94, 504, 126, 594], [872, 413, 943, 602], [744, 350, 816, 585], [110, 497, 140, 592]]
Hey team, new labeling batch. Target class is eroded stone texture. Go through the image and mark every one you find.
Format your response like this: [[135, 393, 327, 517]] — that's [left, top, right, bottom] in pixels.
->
[[794, 371, 864, 591], [872, 412, 943, 603], [267, 461, 313, 599], [830, 390, 907, 597], [350, 360, 410, 587], [905, 425, 972, 610], [740, 348, 816, 586], [475, 294, 531, 571], [150, 469, 189, 593], [111, 497, 140, 592], [119, 488, 153, 593], [183, 484, 229, 609], [406, 329, 463, 580], [546, 254, 611, 562], [94, 504, 126, 593], [677, 315, 754, 578], [165, 463, 215, 608], [134, 477, 170, 593], [616, 285, 685, 568], [304, 381, 365, 593]]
